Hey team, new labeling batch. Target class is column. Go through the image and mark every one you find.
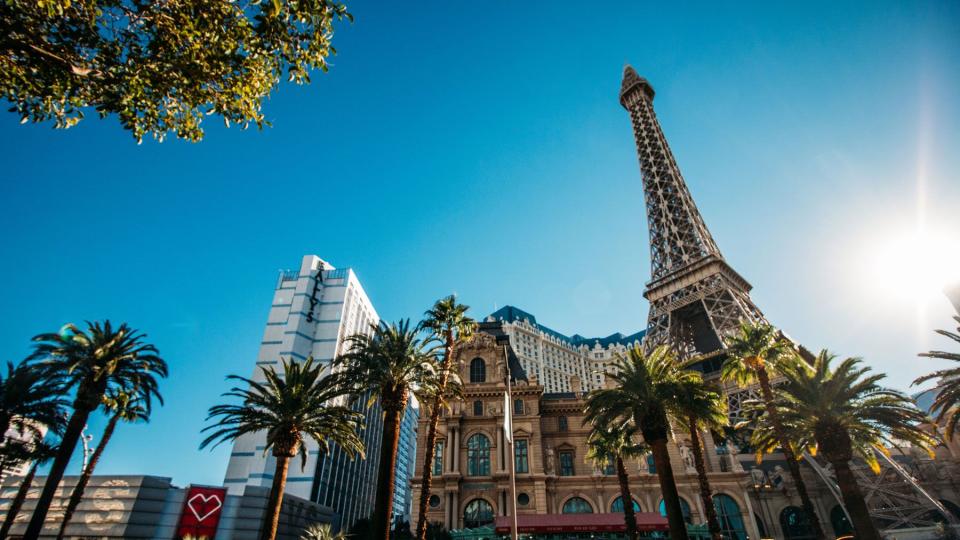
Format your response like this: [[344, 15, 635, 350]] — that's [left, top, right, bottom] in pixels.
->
[[741, 488, 762, 540], [497, 425, 504, 473], [451, 491, 459, 529]]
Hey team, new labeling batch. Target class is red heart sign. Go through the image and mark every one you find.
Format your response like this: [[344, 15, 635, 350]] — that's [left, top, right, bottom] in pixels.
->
[[177, 486, 227, 539]]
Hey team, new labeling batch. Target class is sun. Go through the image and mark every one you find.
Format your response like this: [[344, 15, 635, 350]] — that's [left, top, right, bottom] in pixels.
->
[[869, 228, 960, 303]]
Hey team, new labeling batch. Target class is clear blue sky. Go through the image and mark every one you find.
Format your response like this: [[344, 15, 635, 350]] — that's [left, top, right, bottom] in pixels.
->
[[1, 1, 958, 487]]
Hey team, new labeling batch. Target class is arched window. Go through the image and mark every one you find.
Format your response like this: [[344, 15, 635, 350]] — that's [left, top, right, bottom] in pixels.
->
[[611, 496, 641, 513], [780, 505, 816, 540], [473, 400, 483, 416], [562, 497, 593, 514], [713, 494, 747, 540], [467, 433, 490, 476], [470, 358, 486, 383], [658, 497, 692, 524], [463, 498, 494, 529], [830, 505, 853, 537]]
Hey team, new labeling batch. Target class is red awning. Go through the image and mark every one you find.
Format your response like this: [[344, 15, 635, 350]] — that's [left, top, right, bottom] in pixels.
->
[[493, 513, 669, 534]]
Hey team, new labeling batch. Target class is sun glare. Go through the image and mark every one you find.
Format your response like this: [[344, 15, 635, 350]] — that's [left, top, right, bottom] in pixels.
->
[[869, 228, 960, 303]]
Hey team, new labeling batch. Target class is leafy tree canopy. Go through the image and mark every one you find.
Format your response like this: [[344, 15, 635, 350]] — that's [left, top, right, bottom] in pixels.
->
[[1, 0, 351, 142]]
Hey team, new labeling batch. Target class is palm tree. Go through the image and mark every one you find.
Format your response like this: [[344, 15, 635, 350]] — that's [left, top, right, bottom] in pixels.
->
[[0, 440, 59, 538], [722, 321, 826, 539], [24, 321, 167, 540], [0, 361, 68, 476], [415, 296, 474, 540], [670, 375, 727, 540], [584, 421, 646, 540], [335, 320, 440, 540], [57, 390, 151, 539], [913, 315, 960, 440], [301, 522, 348, 540], [753, 351, 938, 540], [202, 357, 365, 540], [584, 345, 692, 540]]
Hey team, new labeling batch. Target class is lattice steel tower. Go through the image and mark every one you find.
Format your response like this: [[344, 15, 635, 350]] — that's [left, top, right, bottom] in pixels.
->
[[620, 66, 764, 371]]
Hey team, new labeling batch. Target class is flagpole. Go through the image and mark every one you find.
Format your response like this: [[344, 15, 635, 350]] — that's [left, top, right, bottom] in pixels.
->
[[503, 344, 519, 540]]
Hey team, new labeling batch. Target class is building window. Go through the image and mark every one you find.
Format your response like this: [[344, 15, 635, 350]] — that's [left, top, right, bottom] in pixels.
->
[[517, 493, 530, 506], [659, 497, 693, 525], [830, 505, 853, 537], [647, 453, 656, 474], [713, 494, 747, 540], [562, 497, 593, 514], [603, 455, 615, 475], [611, 496, 641, 513], [514, 399, 524, 416], [433, 441, 443, 475], [559, 451, 575, 476], [558, 416, 568, 432], [429, 494, 441, 508], [514, 440, 528, 474], [467, 433, 491, 476], [463, 498, 494, 528], [470, 358, 486, 383], [473, 400, 483, 416], [780, 505, 816, 540]]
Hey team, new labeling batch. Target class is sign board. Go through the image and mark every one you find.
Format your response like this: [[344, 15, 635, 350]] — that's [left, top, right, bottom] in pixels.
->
[[176, 485, 227, 539]]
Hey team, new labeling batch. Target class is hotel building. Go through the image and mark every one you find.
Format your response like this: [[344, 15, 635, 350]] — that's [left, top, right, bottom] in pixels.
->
[[223, 255, 416, 531]]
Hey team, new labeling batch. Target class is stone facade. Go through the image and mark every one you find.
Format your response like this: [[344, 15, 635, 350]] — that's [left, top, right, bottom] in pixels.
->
[[410, 328, 960, 539]]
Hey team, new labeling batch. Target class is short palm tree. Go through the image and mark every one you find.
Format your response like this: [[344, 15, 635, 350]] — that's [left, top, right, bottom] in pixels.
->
[[913, 315, 960, 440], [754, 351, 938, 540], [0, 361, 68, 475], [335, 320, 440, 540], [584, 421, 646, 540], [301, 522, 347, 540], [584, 345, 691, 540], [670, 375, 728, 540], [0, 440, 58, 538], [57, 390, 152, 539], [202, 357, 365, 540], [722, 321, 825, 539], [24, 321, 167, 540], [415, 296, 474, 540]]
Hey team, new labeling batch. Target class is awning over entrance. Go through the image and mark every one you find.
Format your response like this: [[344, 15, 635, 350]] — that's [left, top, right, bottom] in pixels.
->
[[493, 513, 669, 534]]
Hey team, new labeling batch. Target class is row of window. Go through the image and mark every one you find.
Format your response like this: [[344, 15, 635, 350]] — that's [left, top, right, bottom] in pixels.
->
[[435, 434, 658, 477], [469, 399, 525, 417]]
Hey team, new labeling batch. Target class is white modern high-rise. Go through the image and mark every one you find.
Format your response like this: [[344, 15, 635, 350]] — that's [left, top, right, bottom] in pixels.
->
[[224, 255, 410, 531]]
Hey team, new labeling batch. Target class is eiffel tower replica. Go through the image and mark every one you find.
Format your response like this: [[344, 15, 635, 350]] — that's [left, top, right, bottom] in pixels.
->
[[620, 66, 764, 376]]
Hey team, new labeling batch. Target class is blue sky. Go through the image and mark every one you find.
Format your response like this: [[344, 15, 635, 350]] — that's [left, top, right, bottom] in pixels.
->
[[1, 1, 958, 486]]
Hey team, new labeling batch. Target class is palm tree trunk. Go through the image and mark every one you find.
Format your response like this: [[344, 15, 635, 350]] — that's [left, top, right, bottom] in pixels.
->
[[24, 406, 92, 540], [687, 416, 721, 540], [615, 456, 638, 540], [260, 453, 292, 540], [57, 413, 119, 540], [415, 331, 454, 540], [756, 367, 826, 540], [648, 436, 690, 540], [0, 461, 39, 538], [374, 399, 404, 540], [829, 457, 881, 540]]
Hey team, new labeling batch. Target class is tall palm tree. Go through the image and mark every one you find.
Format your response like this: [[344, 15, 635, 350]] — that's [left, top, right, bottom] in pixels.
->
[[202, 357, 365, 540], [670, 376, 728, 540], [57, 390, 152, 539], [24, 321, 167, 540], [415, 296, 474, 540], [913, 315, 960, 440], [584, 421, 646, 540], [753, 351, 938, 540], [335, 320, 440, 540], [0, 440, 58, 538], [0, 361, 68, 473], [584, 345, 693, 540], [722, 321, 826, 539]]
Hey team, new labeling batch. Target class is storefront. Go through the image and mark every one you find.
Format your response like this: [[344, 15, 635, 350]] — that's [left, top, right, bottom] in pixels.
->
[[492, 513, 670, 540]]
